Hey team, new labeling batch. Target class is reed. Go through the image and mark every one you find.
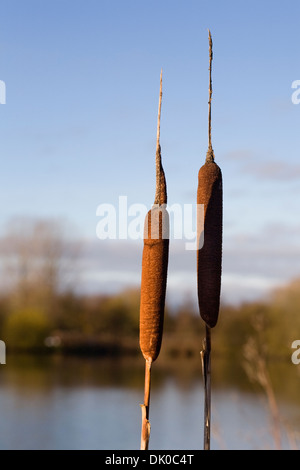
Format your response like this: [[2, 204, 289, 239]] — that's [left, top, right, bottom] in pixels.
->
[[139, 70, 169, 450], [197, 30, 223, 450]]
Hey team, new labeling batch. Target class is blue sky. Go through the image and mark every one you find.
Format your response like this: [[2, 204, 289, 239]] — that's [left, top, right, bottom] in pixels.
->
[[1, 0, 300, 304]]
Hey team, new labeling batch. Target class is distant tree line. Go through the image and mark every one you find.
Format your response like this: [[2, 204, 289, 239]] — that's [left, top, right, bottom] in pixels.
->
[[0, 219, 298, 364]]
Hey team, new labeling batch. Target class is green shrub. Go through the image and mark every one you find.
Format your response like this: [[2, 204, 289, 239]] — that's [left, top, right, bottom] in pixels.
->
[[4, 308, 52, 350]]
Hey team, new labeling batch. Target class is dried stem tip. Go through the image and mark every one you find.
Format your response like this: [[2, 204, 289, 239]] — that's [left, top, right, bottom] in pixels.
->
[[154, 70, 167, 206], [207, 29, 214, 161]]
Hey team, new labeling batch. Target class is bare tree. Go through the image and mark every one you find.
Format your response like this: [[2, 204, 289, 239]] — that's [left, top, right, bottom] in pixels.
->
[[243, 311, 282, 450], [0, 217, 81, 314]]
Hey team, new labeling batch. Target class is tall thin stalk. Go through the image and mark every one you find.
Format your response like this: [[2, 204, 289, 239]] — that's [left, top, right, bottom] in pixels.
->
[[207, 30, 213, 154], [201, 325, 211, 450], [202, 28, 213, 452], [197, 29, 223, 451], [139, 70, 169, 450], [140, 358, 152, 450]]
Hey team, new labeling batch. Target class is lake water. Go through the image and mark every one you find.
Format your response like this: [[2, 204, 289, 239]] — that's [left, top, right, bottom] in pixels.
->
[[0, 355, 299, 450]]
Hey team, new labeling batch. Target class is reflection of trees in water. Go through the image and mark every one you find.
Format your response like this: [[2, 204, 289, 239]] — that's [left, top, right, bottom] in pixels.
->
[[0, 219, 300, 445]]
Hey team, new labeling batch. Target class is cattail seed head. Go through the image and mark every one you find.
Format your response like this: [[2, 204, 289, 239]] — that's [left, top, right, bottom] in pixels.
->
[[197, 159, 222, 328], [139, 204, 169, 361], [139, 70, 169, 362], [197, 31, 223, 329]]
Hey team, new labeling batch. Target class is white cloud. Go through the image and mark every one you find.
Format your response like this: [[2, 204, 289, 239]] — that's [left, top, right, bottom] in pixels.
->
[[72, 220, 300, 305], [221, 273, 282, 305], [1, 218, 299, 306], [224, 149, 300, 181], [246, 160, 300, 181]]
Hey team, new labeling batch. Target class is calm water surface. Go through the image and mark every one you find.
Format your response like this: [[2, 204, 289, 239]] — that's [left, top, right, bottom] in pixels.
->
[[0, 355, 299, 450]]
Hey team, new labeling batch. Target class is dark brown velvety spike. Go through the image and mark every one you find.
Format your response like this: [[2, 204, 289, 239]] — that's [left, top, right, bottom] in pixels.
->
[[197, 161, 223, 328], [139, 206, 169, 361]]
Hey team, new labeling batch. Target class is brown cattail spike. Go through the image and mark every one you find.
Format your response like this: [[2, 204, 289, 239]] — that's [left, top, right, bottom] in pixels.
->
[[140, 69, 169, 362], [197, 30, 223, 328], [197, 162, 222, 328], [197, 29, 222, 452], [139, 71, 169, 450], [139, 206, 169, 361], [198, 29, 222, 452]]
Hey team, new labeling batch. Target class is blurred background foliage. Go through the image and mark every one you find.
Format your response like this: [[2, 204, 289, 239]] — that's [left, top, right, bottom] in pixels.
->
[[0, 219, 299, 367]]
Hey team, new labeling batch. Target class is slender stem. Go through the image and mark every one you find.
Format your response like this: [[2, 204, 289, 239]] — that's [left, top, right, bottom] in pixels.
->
[[140, 358, 152, 450], [201, 325, 211, 450], [154, 69, 163, 205], [206, 29, 214, 163], [208, 30, 213, 151], [156, 69, 162, 155]]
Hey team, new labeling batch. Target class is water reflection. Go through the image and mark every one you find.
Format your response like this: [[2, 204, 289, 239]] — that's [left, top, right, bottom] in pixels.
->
[[0, 355, 299, 449]]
